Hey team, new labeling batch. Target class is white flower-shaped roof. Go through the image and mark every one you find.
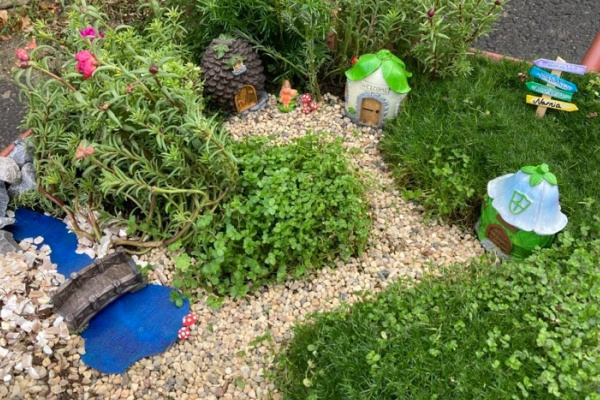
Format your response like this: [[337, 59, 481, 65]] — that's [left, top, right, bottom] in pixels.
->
[[487, 164, 568, 235]]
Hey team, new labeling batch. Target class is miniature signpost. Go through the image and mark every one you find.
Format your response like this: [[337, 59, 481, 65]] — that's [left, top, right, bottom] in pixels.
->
[[525, 57, 586, 118]]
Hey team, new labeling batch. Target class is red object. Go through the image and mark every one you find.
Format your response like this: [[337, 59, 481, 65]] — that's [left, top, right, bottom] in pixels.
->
[[300, 93, 312, 104], [351, 56, 359, 66], [301, 104, 311, 114], [177, 327, 191, 340], [74, 50, 98, 79], [16, 48, 29, 62], [182, 314, 197, 327], [309, 100, 319, 111], [582, 29, 600, 73], [427, 8, 436, 19]]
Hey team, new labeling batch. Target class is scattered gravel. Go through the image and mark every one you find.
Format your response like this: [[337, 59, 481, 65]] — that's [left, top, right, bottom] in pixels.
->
[[1, 94, 484, 399]]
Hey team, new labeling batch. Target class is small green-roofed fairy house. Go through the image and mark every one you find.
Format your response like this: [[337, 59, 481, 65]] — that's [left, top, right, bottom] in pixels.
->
[[344, 49, 412, 127], [477, 164, 568, 259]]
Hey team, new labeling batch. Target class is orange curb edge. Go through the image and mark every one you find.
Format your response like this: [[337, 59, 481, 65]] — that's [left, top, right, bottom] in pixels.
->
[[582, 30, 600, 73]]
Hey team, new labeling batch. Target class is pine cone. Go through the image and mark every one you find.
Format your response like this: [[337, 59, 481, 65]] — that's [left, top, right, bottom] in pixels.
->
[[200, 38, 265, 110]]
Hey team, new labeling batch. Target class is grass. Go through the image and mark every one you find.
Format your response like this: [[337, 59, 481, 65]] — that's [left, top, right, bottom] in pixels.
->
[[380, 55, 600, 231], [274, 226, 600, 399]]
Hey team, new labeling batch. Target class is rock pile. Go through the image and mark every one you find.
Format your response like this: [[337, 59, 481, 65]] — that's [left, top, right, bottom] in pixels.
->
[[0, 138, 36, 254], [0, 241, 84, 399]]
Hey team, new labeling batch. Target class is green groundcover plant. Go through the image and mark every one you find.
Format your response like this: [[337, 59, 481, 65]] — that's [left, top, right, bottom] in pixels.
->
[[380, 55, 600, 231], [275, 212, 600, 399], [173, 135, 372, 297], [14, 0, 237, 247]]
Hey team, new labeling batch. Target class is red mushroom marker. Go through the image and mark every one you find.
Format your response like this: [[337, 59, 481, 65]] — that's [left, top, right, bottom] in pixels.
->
[[301, 104, 311, 114], [300, 93, 312, 104], [182, 314, 197, 327], [309, 100, 319, 111], [178, 326, 191, 340]]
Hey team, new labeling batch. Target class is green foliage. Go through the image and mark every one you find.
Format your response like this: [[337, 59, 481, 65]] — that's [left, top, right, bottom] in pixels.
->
[[275, 216, 600, 399], [177, 135, 371, 297], [330, 0, 507, 79], [14, 0, 237, 247], [170, 0, 506, 93], [169, 0, 332, 98], [381, 55, 600, 232]]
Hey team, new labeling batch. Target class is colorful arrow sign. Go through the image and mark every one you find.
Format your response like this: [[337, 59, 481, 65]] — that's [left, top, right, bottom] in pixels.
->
[[526, 95, 578, 112], [529, 67, 578, 93], [525, 82, 573, 101], [534, 59, 587, 75]]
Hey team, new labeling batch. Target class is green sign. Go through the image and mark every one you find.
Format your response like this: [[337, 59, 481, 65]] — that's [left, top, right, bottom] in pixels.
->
[[525, 81, 573, 101]]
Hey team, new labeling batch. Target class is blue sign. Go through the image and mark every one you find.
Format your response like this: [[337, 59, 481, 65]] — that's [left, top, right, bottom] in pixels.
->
[[529, 66, 578, 93]]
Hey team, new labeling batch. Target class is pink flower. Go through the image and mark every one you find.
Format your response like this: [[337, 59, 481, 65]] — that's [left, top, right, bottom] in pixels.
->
[[74, 50, 98, 79], [25, 39, 37, 50], [16, 48, 29, 62], [75, 142, 94, 160], [79, 26, 104, 41]]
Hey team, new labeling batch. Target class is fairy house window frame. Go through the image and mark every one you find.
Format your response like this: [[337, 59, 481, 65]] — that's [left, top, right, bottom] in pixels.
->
[[344, 49, 412, 128]]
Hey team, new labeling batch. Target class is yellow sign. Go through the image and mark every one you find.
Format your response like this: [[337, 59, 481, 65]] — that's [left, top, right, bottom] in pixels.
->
[[526, 95, 578, 112]]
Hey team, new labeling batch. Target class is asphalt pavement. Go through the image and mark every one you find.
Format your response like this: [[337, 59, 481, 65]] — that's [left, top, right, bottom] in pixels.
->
[[475, 0, 600, 63], [1, 0, 599, 150]]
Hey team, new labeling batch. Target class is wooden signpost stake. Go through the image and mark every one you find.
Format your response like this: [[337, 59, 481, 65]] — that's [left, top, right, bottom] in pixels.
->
[[536, 57, 564, 118], [525, 57, 585, 118]]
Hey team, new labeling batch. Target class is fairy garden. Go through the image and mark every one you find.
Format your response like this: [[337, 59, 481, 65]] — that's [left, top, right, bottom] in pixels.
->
[[1, 0, 600, 399]]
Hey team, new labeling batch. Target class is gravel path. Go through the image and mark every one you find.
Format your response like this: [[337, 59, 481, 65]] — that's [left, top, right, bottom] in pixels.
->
[[1, 94, 483, 399]]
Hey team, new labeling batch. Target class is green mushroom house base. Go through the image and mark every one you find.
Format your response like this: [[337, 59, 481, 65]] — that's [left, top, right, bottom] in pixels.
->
[[477, 196, 555, 259]]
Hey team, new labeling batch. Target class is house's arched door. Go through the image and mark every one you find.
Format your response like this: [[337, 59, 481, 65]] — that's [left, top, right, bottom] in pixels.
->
[[235, 85, 258, 113], [486, 224, 512, 255], [359, 97, 382, 126]]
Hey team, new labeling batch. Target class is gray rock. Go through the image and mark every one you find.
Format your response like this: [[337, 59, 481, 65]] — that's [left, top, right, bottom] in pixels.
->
[[0, 182, 8, 217], [8, 162, 36, 197], [0, 217, 15, 229], [0, 157, 21, 184], [8, 139, 34, 168], [0, 230, 20, 254]]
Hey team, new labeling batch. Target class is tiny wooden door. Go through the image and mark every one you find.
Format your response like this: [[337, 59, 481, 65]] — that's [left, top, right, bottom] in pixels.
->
[[235, 85, 258, 113], [486, 224, 512, 255], [359, 98, 382, 126]]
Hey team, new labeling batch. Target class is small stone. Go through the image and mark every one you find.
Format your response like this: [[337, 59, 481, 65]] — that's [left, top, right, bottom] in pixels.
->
[[0, 157, 21, 184], [7, 163, 36, 197], [0, 230, 20, 254], [0, 216, 15, 229], [0, 182, 8, 217], [8, 139, 34, 168]]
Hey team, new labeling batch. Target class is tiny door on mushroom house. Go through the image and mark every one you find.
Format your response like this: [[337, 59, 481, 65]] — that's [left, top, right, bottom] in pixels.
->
[[235, 85, 258, 113], [486, 224, 512, 255], [359, 97, 382, 126]]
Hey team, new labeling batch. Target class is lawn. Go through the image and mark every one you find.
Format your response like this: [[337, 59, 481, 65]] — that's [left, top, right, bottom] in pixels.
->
[[275, 230, 600, 399], [380, 55, 600, 232]]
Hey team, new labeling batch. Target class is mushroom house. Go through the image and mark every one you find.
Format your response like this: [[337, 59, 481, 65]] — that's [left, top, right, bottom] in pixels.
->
[[344, 49, 412, 128], [477, 164, 568, 259]]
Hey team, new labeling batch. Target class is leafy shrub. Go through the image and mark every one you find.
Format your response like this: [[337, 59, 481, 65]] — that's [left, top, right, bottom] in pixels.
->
[[381, 55, 600, 232], [174, 135, 371, 297], [169, 0, 332, 99], [329, 0, 507, 78], [170, 0, 507, 94], [275, 216, 600, 399], [14, 1, 237, 247]]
